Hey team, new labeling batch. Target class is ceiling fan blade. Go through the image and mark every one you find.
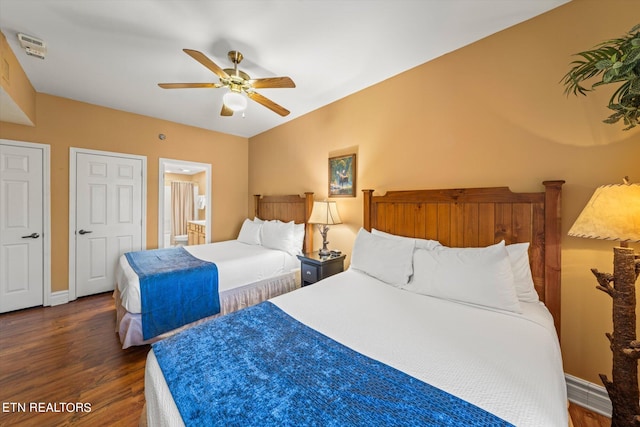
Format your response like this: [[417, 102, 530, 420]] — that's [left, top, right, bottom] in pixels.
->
[[183, 49, 230, 80], [247, 91, 290, 116], [249, 77, 296, 89], [220, 104, 234, 116], [158, 83, 219, 89]]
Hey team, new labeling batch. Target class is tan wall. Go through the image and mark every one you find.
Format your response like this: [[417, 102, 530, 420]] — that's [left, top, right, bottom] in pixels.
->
[[249, 1, 640, 385], [164, 172, 194, 184], [0, 31, 36, 123], [0, 93, 248, 293]]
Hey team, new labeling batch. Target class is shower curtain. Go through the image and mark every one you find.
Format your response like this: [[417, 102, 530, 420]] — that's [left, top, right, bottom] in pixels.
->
[[171, 181, 194, 245]]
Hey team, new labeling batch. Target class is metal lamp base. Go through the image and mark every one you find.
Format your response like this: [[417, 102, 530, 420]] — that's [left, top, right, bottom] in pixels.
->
[[318, 224, 330, 256]]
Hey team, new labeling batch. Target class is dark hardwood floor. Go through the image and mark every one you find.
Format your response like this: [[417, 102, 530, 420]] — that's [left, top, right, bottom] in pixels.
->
[[0, 292, 148, 426], [0, 292, 610, 426]]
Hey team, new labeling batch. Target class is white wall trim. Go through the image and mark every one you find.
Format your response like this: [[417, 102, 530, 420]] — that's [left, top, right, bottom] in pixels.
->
[[0, 139, 52, 307], [565, 373, 612, 417], [68, 148, 147, 301], [49, 290, 69, 306]]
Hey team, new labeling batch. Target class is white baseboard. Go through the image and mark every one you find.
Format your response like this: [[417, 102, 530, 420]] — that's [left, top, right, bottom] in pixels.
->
[[565, 373, 612, 417], [49, 290, 69, 306]]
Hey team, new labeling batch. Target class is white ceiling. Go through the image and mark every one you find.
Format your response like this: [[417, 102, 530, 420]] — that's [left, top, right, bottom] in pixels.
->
[[0, 0, 569, 138]]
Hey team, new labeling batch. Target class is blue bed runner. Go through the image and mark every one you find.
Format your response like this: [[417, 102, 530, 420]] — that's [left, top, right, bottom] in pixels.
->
[[152, 301, 513, 426], [125, 247, 219, 340]]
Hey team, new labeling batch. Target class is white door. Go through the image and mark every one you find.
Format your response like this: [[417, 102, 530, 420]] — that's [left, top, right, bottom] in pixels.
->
[[74, 151, 144, 297], [0, 144, 43, 312]]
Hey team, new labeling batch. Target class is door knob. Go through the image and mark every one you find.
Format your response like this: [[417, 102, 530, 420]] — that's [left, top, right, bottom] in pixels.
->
[[78, 229, 93, 235], [21, 232, 40, 239]]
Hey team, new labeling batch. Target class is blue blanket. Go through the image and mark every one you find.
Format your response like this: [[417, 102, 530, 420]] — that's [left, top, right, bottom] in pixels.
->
[[152, 301, 513, 426], [125, 247, 219, 340]]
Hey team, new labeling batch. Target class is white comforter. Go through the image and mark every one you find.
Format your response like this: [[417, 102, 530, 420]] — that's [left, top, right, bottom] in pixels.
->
[[145, 269, 568, 427], [117, 240, 299, 313]]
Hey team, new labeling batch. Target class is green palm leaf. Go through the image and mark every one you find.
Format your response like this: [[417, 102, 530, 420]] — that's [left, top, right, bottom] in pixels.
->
[[561, 24, 640, 130]]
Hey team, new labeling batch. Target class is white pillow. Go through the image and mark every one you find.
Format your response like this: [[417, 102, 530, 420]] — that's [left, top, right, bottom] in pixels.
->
[[260, 220, 296, 255], [506, 242, 539, 302], [371, 228, 442, 250], [291, 222, 305, 256], [350, 228, 415, 287], [404, 241, 521, 313], [237, 219, 262, 245], [253, 217, 264, 224]]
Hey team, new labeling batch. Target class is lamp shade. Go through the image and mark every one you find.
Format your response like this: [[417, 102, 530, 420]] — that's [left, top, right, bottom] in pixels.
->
[[223, 91, 247, 112], [568, 182, 640, 243], [308, 201, 342, 225]]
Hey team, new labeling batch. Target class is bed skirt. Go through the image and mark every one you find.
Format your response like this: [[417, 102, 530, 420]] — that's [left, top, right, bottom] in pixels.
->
[[114, 270, 300, 349]]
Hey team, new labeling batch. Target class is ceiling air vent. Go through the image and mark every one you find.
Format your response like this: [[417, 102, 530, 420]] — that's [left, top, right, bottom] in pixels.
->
[[17, 33, 46, 59]]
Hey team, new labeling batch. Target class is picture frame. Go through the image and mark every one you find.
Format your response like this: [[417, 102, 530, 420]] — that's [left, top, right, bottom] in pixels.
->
[[328, 154, 356, 197]]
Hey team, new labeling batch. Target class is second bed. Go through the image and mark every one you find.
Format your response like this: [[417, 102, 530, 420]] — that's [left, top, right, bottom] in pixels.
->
[[114, 193, 314, 348]]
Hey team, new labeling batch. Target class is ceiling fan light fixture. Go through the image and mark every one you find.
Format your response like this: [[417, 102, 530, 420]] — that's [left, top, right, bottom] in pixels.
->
[[223, 91, 247, 112], [159, 49, 294, 116]]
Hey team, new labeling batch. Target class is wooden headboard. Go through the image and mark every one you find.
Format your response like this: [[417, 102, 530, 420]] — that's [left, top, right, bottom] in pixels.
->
[[363, 181, 564, 338], [253, 193, 314, 254]]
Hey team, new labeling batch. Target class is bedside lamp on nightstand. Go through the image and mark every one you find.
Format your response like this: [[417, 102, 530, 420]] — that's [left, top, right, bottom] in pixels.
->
[[308, 201, 342, 256]]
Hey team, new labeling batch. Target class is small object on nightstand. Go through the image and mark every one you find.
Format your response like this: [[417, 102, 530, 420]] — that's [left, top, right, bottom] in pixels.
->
[[297, 251, 346, 287]]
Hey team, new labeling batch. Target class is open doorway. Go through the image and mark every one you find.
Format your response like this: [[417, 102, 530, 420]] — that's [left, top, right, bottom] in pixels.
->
[[158, 158, 211, 248]]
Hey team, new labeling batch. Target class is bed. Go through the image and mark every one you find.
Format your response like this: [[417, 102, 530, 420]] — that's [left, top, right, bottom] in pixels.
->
[[144, 181, 568, 426], [114, 193, 314, 348]]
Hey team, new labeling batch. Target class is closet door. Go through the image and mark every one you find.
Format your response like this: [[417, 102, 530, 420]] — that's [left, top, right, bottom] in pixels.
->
[[0, 143, 44, 312], [72, 150, 145, 297]]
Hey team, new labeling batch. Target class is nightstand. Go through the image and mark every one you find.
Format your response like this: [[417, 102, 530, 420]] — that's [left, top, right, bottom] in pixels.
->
[[297, 251, 346, 287]]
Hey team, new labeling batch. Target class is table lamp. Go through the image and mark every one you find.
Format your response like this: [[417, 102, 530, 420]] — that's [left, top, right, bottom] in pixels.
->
[[567, 177, 640, 427], [308, 201, 342, 256]]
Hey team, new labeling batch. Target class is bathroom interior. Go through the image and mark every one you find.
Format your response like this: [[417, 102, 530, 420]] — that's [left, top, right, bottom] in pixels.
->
[[163, 166, 208, 247]]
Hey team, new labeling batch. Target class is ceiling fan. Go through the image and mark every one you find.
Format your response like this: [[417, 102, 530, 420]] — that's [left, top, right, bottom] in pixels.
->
[[158, 49, 295, 117]]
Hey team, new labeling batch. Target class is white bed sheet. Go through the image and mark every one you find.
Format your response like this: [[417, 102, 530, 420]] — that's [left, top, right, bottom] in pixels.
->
[[116, 240, 299, 314], [145, 268, 568, 427]]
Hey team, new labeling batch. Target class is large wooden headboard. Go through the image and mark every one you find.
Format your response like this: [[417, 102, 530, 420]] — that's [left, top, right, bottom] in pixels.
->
[[254, 193, 314, 254], [363, 181, 564, 338]]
